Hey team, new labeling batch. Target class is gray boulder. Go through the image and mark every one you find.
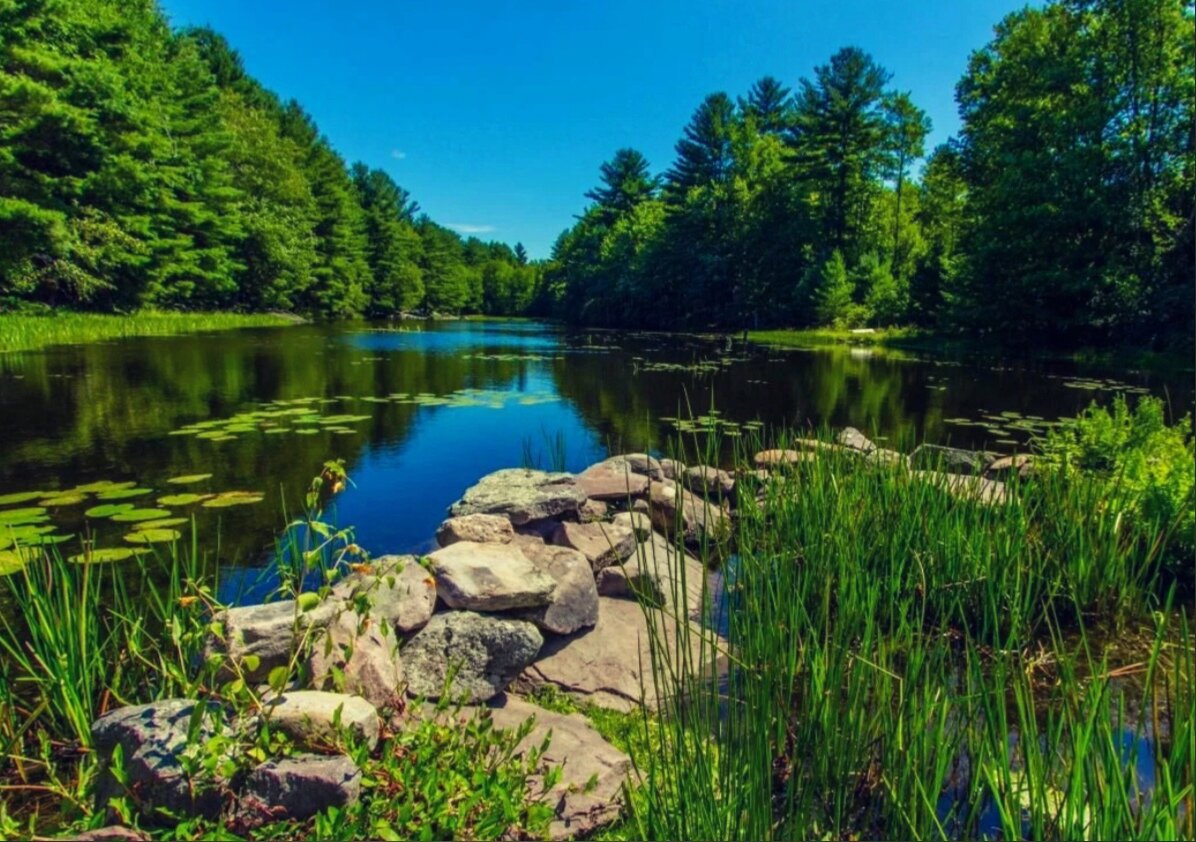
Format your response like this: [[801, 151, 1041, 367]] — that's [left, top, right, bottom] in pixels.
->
[[206, 599, 334, 684], [550, 521, 637, 572], [910, 444, 991, 476], [614, 453, 665, 480], [575, 460, 650, 500], [595, 533, 708, 618], [306, 609, 403, 709], [682, 465, 735, 499], [427, 540, 556, 611], [404, 612, 542, 702], [92, 699, 224, 819], [263, 690, 380, 752], [332, 555, 436, 633], [448, 468, 586, 525], [512, 535, 599, 634], [239, 754, 361, 827], [648, 480, 730, 552], [435, 514, 514, 547], [658, 458, 686, 481]]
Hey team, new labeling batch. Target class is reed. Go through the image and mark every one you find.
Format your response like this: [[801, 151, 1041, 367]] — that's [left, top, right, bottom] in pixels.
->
[[0, 310, 298, 353]]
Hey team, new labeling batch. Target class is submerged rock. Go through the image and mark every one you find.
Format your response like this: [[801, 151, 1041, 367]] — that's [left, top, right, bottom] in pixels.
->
[[448, 468, 586, 525], [404, 612, 543, 702]]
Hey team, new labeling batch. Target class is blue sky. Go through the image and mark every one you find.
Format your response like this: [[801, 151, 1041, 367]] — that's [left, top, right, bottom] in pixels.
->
[[160, 1, 1029, 259]]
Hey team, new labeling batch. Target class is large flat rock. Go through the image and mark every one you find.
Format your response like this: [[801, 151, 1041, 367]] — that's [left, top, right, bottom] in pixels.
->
[[448, 468, 587, 525], [512, 596, 722, 712], [575, 460, 650, 500], [427, 541, 556, 611], [404, 612, 543, 702]]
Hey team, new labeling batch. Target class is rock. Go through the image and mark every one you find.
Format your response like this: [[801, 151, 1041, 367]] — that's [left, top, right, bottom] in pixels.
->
[[512, 536, 599, 634], [263, 691, 379, 752], [596, 533, 708, 618], [435, 514, 514, 547], [206, 599, 335, 684], [630, 498, 650, 514], [427, 541, 556, 611], [448, 468, 587, 525], [837, 427, 877, 453], [612, 452, 664, 480], [404, 612, 543, 702], [611, 511, 652, 541], [578, 498, 608, 523], [550, 521, 637, 573], [332, 555, 436, 633], [239, 754, 361, 826], [92, 699, 224, 819], [682, 465, 735, 499], [911, 470, 1009, 505], [306, 610, 403, 709], [488, 696, 630, 840], [73, 828, 149, 842], [575, 460, 650, 500], [513, 597, 722, 712], [753, 449, 813, 468], [648, 480, 730, 552], [984, 454, 1034, 481], [866, 448, 907, 468], [794, 438, 849, 454], [910, 444, 991, 476], [659, 458, 686, 481]]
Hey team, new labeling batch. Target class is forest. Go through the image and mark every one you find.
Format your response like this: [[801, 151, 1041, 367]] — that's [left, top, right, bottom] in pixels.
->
[[0, 0, 538, 319], [542, 0, 1194, 351], [1, 0, 1192, 352]]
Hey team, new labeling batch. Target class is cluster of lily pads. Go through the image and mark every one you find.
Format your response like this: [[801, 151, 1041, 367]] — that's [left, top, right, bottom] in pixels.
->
[[943, 411, 1063, 448], [660, 412, 766, 438], [1052, 375, 1152, 394], [166, 390, 563, 442], [635, 356, 749, 376], [0, 475, 263, 574]]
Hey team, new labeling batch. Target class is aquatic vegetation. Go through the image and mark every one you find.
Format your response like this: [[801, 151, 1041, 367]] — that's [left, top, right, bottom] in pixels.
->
[[0, 491, 44, 506], [166, 473, 213, 484], [157, 493, 211, 506], [0, 311, 296, 354], [66, 547, 150, 564], [108, 508, 173, 523], [201, 491, 266, 508], [94, 487, 152, 501], [83, 503, 136, 519], [123, 528, 182, 543]]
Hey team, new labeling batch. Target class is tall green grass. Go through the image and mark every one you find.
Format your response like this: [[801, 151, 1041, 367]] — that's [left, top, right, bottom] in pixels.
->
[[630, 431, 1194, 840], [0, 310, 299, 353]]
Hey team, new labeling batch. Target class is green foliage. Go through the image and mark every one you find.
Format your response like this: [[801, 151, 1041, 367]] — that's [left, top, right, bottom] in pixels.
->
[[1041, 395, 1195, 569], [0, 1, 530, 320], [812, 250, 855, 327]]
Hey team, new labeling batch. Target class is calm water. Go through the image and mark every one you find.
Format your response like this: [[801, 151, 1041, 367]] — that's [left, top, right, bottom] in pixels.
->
[[0, 320, 1190, 584]]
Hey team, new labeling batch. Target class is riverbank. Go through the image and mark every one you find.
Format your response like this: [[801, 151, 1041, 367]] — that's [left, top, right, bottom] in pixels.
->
[[0, 311, 304, 354], [747, 327, 1195, 372]]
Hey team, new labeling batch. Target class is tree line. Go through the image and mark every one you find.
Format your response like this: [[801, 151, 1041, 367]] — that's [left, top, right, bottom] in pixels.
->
[[540, 0, 1193, 350], [0, 0, 538, 318]]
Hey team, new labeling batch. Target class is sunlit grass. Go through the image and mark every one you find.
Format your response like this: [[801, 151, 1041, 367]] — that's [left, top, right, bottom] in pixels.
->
[[0, 310, 300, 353]]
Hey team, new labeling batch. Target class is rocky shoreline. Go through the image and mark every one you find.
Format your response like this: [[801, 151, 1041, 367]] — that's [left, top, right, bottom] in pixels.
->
[[84, 432, 1026, 839]]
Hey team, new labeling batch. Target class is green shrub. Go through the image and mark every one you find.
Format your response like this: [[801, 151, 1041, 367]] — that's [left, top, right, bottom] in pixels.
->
[[1041, 395, 1194, 571]]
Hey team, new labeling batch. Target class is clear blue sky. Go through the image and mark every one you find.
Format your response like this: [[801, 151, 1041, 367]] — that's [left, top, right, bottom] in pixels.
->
[[160, 1, 1029, 259]]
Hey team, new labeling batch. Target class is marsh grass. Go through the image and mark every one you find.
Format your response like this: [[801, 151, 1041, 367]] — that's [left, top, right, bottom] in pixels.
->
[[0, 310, 298, 353], [629, 428, 1194, 840]]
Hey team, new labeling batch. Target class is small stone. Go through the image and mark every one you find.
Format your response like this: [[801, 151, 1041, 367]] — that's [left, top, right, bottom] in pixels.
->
[[575, 461, 650, 500], [306, 609, 403, 709], [550, 521, 637, 572], [263, 690, 380, 751], [240, 754, 361, 826], [837, 427, 877, 453], [578, 498, 609, 523], [332, 555, 436, 633], [611, 511, 652, 540], [753, 449, 811, 468], [428, 541, 556, 611], [404, 612, 543, 702], [435, 514, 514, 547], [206, 600, 335, 684]]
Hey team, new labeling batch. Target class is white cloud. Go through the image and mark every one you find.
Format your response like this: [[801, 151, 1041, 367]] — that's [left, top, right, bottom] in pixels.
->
[[390, 149, 407, 160], [446, 223, 496, 234]]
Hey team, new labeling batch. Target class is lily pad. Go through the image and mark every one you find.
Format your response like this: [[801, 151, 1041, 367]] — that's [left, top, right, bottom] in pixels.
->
[[0, 507, 49, 525], [0, 548, 36, 575], [72, 481, 136, 494], [0, 524, 56, 549], [110, 508, 173, 523], [96, 488, 153, 501], [0, 491, 46, 506], [124, 529, 181, 544], [201, 492, 265, 508], [135, 517, 189, 530], [157, 493, 211, 506], [166, 474, 213, 485], [41, 493, 88, 507], [69, 547, 151, 564], [85, 503, 136, 519]]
